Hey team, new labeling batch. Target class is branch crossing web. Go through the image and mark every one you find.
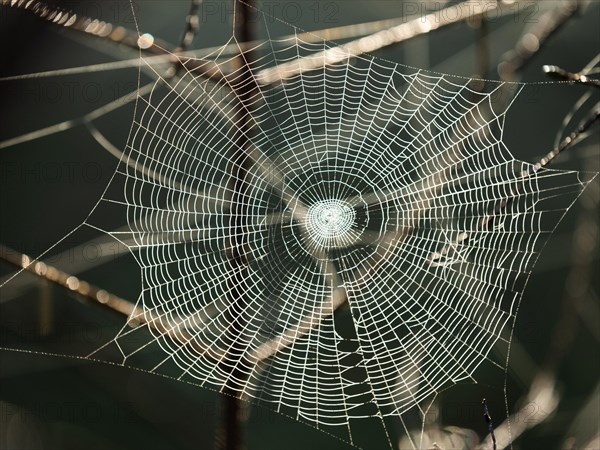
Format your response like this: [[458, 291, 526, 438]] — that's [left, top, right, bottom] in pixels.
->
[[83, 5, 592, 447]]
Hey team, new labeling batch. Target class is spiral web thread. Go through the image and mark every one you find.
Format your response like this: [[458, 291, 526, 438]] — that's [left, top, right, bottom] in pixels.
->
[[87, 6, 591, 447]]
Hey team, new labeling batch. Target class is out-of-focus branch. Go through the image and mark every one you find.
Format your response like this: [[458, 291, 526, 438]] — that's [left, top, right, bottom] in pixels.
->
[[482, 399, 497, 450], [472, 13, 490, 91], [177, 0, 202, 52], [428, 103, 599, 264], [562, 383, 600, 450], [531, 104, 599, 171], [2, 0, 465, 88], [543, 65, 600, 88], [0, 80, 153, 150], [1, 0, 225, 83], [218, 1, 257, 448], [476, 373, 560, 450], [0, 244, 136, 317], [257, 0, 501, 85], [0, 1, 449, 81], [498, 0, 580, 81], [1, 0, 165, 53], [0, 243, 226, 360]]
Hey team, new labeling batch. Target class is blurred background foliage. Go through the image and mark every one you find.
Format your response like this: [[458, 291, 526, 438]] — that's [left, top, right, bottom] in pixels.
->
[[0, 1, 598, 449]]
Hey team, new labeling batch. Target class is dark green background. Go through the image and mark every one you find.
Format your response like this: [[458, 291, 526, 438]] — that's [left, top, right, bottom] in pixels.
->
[[1, 1, 599, 449]]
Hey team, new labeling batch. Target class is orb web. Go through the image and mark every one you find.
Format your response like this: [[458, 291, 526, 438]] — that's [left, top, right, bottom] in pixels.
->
[[86, 6, 592, 447]]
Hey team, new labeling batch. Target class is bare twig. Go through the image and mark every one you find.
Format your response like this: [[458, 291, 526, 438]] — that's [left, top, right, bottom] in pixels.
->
[[177, 0, 202, 52], [0, 243, 228, 362], [473, 13, 490, 90], [219, 1, 256, 448], [0, 244, 136, 317], [482, 399, 497, 450], [543, 65, 600, 88], [531, 104, 600, 172], [1, 0, 225, 83], [0, 81, 152, 150], [428, 103, 599, 263], [498, 0, 580, 81], [0, 2, 456, 83], [1, 0, 167, 54], [476, 373, 560, 450], [257, 0, 501, 85]]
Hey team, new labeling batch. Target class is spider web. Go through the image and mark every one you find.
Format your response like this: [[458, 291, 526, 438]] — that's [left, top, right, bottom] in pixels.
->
[[84, 5, 592, 448]]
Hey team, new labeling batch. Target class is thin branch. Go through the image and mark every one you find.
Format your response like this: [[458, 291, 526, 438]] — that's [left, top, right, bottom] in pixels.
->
[[476, 373, 560, 450], [0, 81, 153, 150], [543, 65, 600, 88], [531, 103, 600, 173], [1, 0, 225, 83], [0, 244, 136, 317], [219, 2, 256, 448], [428, 103, 599, 263], [473, 13, 491, 89], [177, 0, 202, 51], [0, 2, 451, 82], [0, 243, 225, 361], [482, 399, 497, 450], [1, 0, 167, 54], [256, 0, 501, 85], [498, 0, 579, 81]]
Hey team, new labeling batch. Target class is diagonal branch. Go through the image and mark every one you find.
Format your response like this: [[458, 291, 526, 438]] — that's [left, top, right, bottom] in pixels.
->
[[543, 64, 600, 89], [256, 0, 500, 85], [498, 0, 580, 81], [427, 102, 599, 264], [1, 0, 226, 83]]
